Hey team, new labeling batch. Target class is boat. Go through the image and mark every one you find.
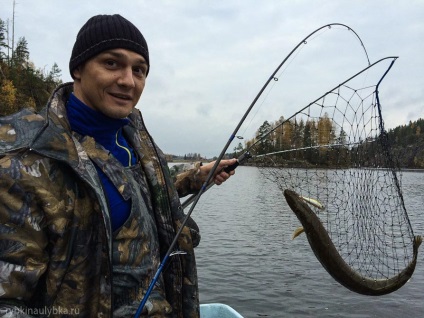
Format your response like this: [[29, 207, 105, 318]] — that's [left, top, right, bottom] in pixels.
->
[[200, 303, 244, 318]]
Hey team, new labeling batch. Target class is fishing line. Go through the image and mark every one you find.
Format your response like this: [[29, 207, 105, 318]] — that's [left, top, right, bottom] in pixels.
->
[[238, 24, 370, 143], [216, 57, 395, 169], [135, 23, 377, 317], [182, 57, 421, 296]]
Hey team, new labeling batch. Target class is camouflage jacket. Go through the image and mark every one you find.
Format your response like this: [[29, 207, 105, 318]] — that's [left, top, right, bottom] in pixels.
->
[[0, 83, 204, 317]]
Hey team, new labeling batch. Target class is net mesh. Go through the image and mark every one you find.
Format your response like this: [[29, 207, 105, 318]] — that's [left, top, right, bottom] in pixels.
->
[[251, 57, 417, 285]]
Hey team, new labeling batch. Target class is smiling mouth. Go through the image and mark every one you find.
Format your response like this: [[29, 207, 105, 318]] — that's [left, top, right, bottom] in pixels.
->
[[110, 93, 132, 101]]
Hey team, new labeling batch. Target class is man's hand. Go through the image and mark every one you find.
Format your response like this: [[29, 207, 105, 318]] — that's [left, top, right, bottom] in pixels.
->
[[199, 158, 237, 185]]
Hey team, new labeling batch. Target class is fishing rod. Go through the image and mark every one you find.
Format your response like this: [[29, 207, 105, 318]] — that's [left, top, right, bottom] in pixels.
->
[[181, 56, 396, 209], [134, 23, 370, 317], [180, 151, 252, 209]]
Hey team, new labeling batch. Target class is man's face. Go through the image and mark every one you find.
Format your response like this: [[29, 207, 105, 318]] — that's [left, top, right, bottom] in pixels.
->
[[72, 48, 148, 119]]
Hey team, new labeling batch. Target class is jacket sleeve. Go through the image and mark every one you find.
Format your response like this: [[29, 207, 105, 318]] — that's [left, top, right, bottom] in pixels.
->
[[169, 162, 204, 197], [0, 155, 49, 316]]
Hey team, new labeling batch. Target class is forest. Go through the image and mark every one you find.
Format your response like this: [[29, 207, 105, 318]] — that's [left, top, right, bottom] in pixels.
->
[[387, 119, 424, 168], [233, 116, 424, 169], [1, 16, 423, 169], [0, 18, 62, 116]]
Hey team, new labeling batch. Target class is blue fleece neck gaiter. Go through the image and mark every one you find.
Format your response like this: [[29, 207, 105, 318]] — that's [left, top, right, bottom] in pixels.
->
[[66, 93, 135, 231]]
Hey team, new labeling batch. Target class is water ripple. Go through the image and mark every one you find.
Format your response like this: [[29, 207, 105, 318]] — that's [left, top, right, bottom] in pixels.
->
[[193, 167, 423, 318]]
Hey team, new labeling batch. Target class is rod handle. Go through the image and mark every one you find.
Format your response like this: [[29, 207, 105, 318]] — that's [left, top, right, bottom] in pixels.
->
[[223, 161, 239, 173], [223, 151, 252, 173]]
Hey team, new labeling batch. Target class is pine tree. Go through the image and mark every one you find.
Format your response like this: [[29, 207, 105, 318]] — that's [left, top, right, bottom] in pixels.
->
[[256, 120, 273, 154], [0, 19, 9, 63]]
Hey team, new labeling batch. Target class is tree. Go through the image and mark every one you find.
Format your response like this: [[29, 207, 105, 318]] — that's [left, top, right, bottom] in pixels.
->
[[0, 19, 9, 63], [292, 118, 304, 148], [304, 119, 318, 163], [256, 120, 273, 154], [12, 36, 29, 68], [0, 79, 17, 115], [281, 121, 293, 148], [233, 142, 244, 157], [317, 113, 335, 147], [46, 63, 62, 84], [0, 16, 62, 115], [273, 116, 285, 152]]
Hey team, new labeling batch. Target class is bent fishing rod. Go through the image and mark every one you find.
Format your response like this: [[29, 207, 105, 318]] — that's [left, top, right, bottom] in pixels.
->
[[134, 23, 369, 317], [181, 55, 396, 209]]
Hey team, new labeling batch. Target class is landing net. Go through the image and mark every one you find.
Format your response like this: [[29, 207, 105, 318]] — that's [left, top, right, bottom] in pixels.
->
[[250, 57, 421, 295]]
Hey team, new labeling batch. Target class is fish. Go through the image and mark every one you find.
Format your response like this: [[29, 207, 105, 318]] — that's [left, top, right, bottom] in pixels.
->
[[292, 226, 305, 240], [299, 195, 325, 210], [291, 195, 324, 239], [284, 189, 422, 296]]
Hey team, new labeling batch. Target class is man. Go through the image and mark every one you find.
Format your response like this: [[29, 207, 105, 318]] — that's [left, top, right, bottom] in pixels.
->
[[0, 14, 235, 317]]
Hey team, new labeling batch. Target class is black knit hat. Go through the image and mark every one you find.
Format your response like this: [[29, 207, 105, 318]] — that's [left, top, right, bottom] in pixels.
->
[[69, 14, 149, 78]]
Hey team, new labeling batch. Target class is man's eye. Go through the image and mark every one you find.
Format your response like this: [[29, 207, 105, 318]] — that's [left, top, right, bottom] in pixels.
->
[[133, 67, 146, 77], [106, 60, 117, 67]]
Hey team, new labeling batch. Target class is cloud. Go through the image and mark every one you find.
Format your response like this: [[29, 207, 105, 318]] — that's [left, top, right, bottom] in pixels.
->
[[1, 0, 423, 158]]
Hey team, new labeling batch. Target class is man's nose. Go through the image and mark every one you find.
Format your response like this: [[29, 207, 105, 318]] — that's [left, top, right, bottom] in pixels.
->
[[117, 67, 135, 88]]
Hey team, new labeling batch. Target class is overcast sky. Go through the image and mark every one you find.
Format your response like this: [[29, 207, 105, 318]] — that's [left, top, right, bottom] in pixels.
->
[[1, 0, 423, 158]]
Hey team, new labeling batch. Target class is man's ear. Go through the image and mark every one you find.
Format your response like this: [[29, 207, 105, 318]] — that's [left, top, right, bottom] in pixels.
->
[[72, 66, 82, 80]]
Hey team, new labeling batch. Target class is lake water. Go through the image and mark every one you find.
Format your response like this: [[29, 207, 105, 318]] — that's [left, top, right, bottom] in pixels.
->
[[189, 166, 424, 318]]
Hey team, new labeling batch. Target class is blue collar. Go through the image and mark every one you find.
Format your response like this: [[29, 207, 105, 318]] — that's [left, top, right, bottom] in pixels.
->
[[66, 93, 136, 166], [66, 93, 129, 148]]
